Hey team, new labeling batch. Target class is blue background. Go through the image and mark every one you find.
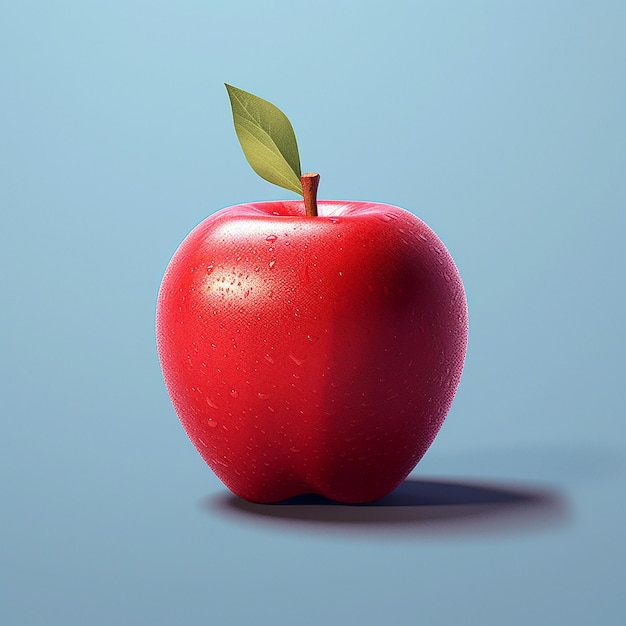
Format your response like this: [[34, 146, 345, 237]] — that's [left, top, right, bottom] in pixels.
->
[[2, 1, 625, 624]]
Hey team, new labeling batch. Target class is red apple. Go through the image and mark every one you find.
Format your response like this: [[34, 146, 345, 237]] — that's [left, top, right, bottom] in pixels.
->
[[156, 197, 468, 503]]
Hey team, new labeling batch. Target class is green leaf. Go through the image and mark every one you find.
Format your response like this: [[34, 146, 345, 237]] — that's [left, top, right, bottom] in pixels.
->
[[225, 84, 303, 195]]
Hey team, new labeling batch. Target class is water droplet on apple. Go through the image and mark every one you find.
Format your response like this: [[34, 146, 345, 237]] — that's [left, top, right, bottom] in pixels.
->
[[376, 214, 391, 222], [266, 234, 277, 242], [289, 353, 306, 366], [206, 398, 219, 409], [264, 354, 275, 364], [257, 392, 271, 400], [206, 264, 214, 274], [230, 389, 239, 398], [307, 334, 319, 342], [207, 419, 218, 429], [269, 260, 276, 269]]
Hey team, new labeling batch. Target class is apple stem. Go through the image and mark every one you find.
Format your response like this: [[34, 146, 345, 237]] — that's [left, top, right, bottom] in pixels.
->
[[301, 172, 320, 217]]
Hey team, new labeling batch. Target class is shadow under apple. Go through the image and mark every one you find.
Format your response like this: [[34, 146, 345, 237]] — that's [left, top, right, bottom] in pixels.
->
[[204, 477, 568, 537]]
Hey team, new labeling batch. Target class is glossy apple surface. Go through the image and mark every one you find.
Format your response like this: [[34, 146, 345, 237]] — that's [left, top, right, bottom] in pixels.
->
[[156, 200, 468, 503]]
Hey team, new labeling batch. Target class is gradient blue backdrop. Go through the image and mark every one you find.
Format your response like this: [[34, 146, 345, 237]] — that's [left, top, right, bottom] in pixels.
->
[[2, 1, 625, 624]]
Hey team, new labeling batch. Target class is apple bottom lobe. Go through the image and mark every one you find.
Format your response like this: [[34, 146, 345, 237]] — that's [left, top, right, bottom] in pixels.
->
[[196, 383, 453, 505]]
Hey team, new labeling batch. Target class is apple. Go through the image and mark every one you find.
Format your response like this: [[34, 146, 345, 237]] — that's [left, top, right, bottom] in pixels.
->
[[155, 86, 468, 503]]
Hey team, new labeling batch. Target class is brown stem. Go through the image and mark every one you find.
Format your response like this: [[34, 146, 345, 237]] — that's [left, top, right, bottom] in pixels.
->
[[301, 172, 320, 217]]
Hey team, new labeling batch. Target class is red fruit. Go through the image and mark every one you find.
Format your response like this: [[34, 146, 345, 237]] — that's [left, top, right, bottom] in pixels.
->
[[156, 200, 467, 503]]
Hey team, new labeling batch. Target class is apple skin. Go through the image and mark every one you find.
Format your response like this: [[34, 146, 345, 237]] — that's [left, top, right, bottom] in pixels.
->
[[156, 200, 467, 503]]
